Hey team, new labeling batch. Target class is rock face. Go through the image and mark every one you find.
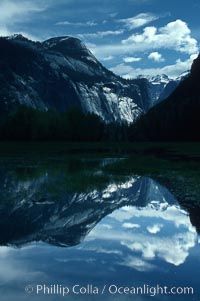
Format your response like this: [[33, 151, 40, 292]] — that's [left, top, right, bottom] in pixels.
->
[[0, 34, 150, 123], [0, 167, 176, 247]]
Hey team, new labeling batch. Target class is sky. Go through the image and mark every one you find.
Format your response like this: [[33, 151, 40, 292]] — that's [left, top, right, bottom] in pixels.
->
[[0, 0, 200, 78]]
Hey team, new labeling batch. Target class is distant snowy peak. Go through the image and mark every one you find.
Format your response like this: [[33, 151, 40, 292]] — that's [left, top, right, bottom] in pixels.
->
[[144, 74, 171, 106], [176, 70, 190, 81], [138, 74, 171, 83], [138, 72, 190, 107], [149, 74, 171, 85], [156, 71, 190, 104]]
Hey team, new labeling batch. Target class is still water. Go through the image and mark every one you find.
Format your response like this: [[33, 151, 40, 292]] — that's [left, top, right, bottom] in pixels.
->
[[0, 156, 199, 301]]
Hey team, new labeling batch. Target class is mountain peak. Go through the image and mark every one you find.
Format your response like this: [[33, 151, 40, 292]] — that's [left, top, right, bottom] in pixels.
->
[[0, 33, 150, 123], [150, 74, 171, 84], [7, 34, 32, 43], [43, 36, 87, 51], [43, 36, 81, 47], [175, 70, 190, 81], [42, 35, 96, 62]]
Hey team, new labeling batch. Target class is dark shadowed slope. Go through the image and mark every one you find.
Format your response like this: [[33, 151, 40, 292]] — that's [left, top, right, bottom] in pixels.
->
[[133, 54, 200, 141]]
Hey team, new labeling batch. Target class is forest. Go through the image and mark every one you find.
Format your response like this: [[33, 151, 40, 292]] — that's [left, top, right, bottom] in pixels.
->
[[0, 100, 199, 142]]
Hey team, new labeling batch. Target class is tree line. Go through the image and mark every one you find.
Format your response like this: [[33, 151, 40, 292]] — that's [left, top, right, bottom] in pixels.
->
[[0, 106, 130, 142], [0, 100, 199, 142]]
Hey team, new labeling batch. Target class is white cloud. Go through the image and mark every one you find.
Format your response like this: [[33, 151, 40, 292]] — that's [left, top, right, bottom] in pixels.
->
[[101, 55, 114, 61], [118, 13, 159, 30], [0, 0, 46, 39], [0, 246, 44, 282], [0, 28, 40, 41], [86, 176, 198, 268], [147, 224, 163, 234], [0, 27, 11, 37], [85, 42, 97, 49], [123, 223, 141, 229], [89, 20, 198, 64], [148, 51, 165, 62], [110, 63, 135, 75], [109, 12, 118, 18], [123, 56, 142, 63], [122, 19, 198, 55], [110, 54, 198, 78], [109, 202, 197, 266], [0, 0, 45, 24], [89, 200, 197, 267], [56, 20, 97, 26], [121, 231, 196, 265], [121, 256, 156, 272], [77, 30, 124, 39]]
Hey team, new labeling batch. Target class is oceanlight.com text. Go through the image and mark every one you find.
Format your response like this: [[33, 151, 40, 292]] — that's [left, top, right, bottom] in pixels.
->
[[25, 283, 194, 297]]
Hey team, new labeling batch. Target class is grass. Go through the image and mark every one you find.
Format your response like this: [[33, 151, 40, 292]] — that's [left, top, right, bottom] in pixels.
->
[[0, 141, 200, 157], [0, 142, 199, 205], [103, 151, 200, 206]]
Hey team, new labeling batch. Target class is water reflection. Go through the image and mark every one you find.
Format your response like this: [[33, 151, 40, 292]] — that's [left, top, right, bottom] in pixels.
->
[[89, 202, 197, 267], [0, 159, 199, 300], [0, 171, 187, 248]]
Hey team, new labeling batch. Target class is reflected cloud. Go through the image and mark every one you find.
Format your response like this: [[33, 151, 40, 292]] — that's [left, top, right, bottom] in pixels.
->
[[0, 164, 199, 270], [89, 189, 198, 267], [0, 159, 199, 300], [123, 223, 140, 229], [0, 247, 43, 282], [120, 256, 156, 272], [147, 224, 163, 234], [111, 203, 194, 229], [0, 246, 10, 257], [121, 231, 196, 265]]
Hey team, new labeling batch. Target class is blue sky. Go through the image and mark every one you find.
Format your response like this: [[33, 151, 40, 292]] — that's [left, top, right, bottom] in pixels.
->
[[0, 0, 199, 78]]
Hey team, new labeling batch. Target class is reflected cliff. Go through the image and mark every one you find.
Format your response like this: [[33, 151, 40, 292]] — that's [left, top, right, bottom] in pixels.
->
[[0, 156, 200, 301], [0, 158, 199, 249]]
